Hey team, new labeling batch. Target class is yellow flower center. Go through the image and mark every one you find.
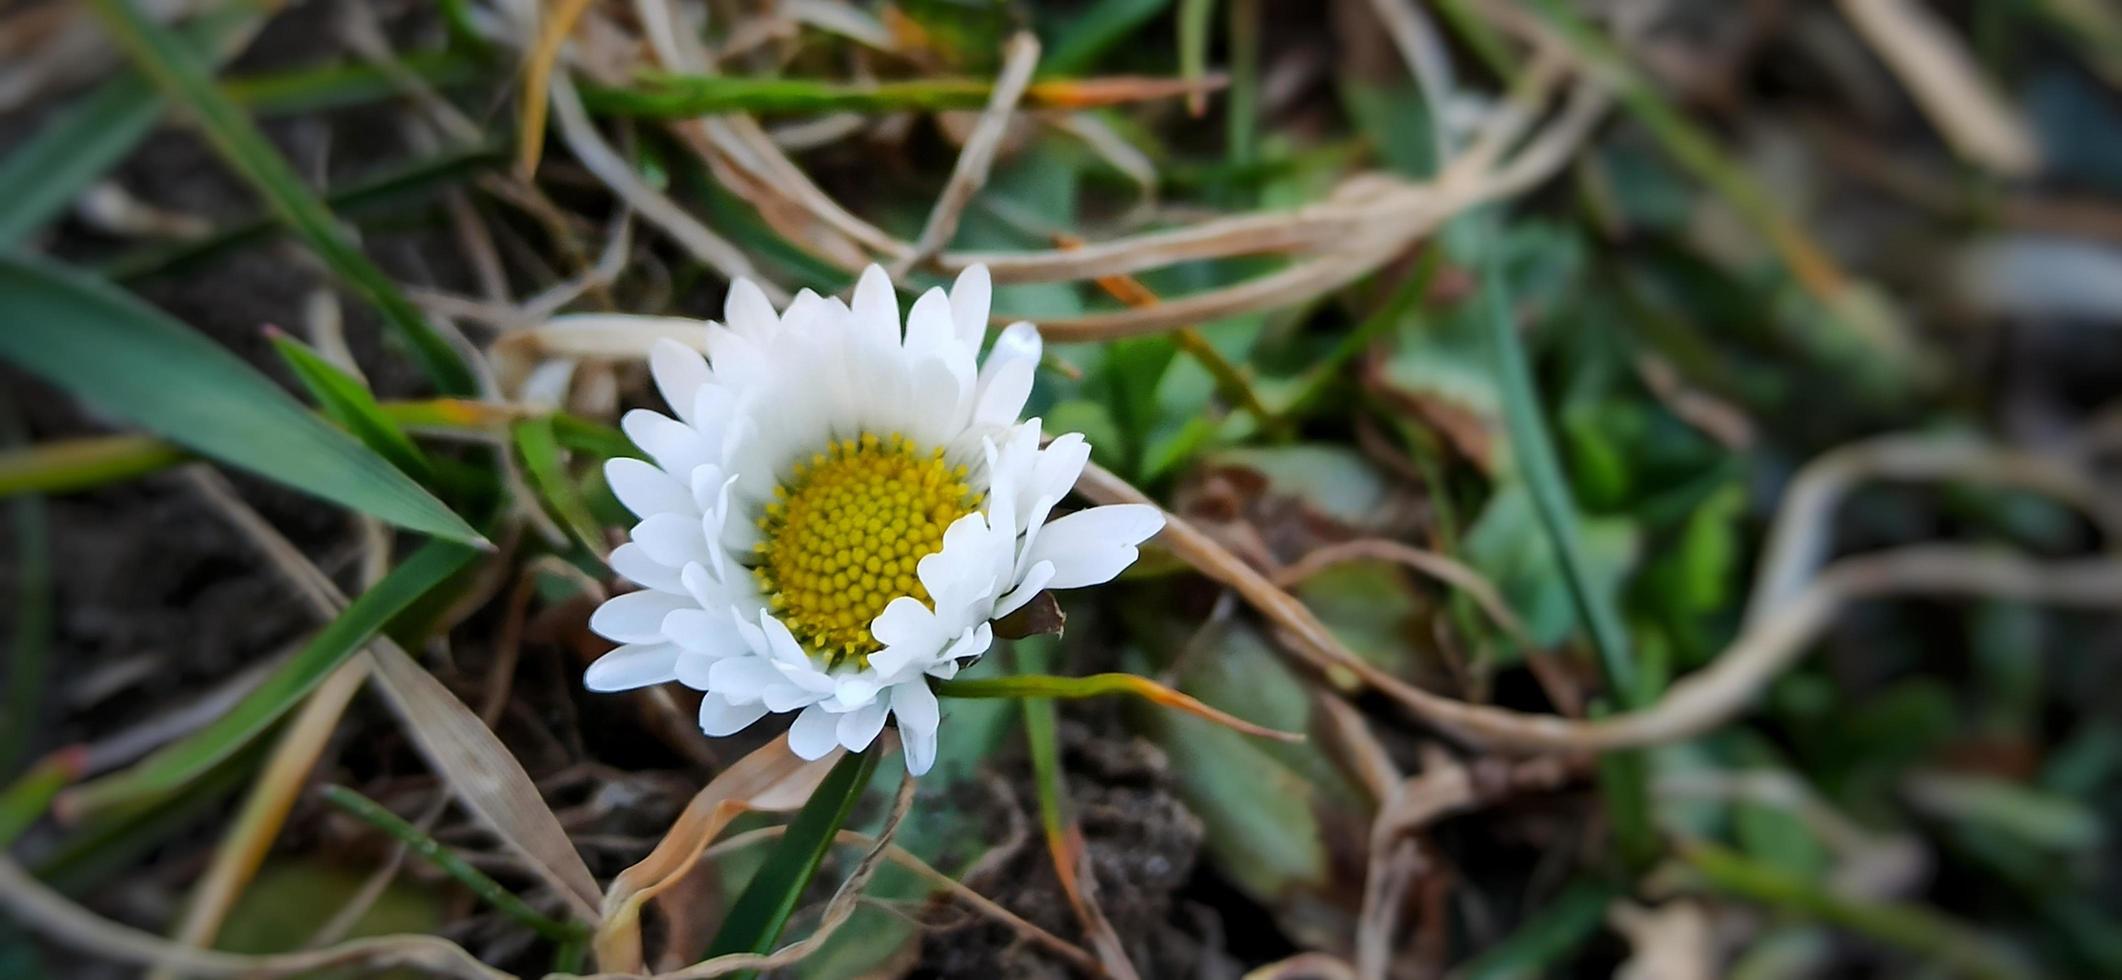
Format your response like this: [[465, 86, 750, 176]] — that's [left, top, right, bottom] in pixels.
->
[[753, 433, 977, 668]]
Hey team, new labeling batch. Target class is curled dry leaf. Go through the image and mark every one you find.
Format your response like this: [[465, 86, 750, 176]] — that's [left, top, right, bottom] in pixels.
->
[[593, 734, 842, 972]]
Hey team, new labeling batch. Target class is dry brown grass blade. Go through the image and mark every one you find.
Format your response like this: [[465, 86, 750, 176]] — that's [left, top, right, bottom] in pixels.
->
[[1836, 0, 2040, 176], [1273, 538, 1535, 648], [0, 855, 508, 980], [519, 0, 597, 178], [895, 32, 1041, 274], [1076, 461, 2122, 752], [1744, 434, 2122, 627], [149, 657, 371, 980], [1243, 952, 1359, 980], [592, 735, 841, 972], [619, 770, 919, 980], [1030, 242, 1396, 341], [1049, 823, 1140, 980], [546, 72, 780, 300], [368, 640, 603, 921]]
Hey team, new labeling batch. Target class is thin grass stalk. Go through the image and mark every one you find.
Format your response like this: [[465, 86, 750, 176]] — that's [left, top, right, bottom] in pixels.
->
[[319, 785, 589, 945]]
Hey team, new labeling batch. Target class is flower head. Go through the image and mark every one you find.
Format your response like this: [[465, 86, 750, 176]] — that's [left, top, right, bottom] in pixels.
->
[[585, 265, 1163, 774]]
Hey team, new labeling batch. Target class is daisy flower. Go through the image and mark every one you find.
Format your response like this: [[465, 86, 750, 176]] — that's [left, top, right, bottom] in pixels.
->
[[583, 265, 1164, 774]]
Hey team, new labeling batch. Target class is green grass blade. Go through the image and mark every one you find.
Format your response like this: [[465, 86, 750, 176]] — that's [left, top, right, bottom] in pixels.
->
[[64, 540, 477, 816], [83, 0, 476, 395], [513, 416, 607, 555], [0, 435, 191, 498], [0, 6, 258, 249], [0, 751, 84, 848], [0, 255, 482, 544], [1456, 879, 1622, 980], [319, 785, 588, 944], [550, 414, 641, 460], [267, 329, 439, 487], [1477, 232, 1657, 867], [1686, 842, 2022, 980], [0, 413, 53, 775], [1477, 243, 1639, 701], [223, 49, 484, 117], [1043, 0, 1172, 76], [703, 748, 879, 972], [1177, 0, 1215, 115]]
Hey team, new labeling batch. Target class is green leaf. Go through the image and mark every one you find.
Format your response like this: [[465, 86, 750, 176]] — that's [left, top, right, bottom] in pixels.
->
[[214, 860, 443, 955], [1463, 483, 1638, 651], [0, 6, 258, 249], [64, 540, 477, 816], [1135, 623, 1365, 948], [514, 417, 607, 555], [1456, 879, 1622, 980], [83, 0, 475, 395], [1042, 0, 1173, 76], [268, 330, 439, 488], [704, 748, 880, 973], [0, 255, 481, 544]]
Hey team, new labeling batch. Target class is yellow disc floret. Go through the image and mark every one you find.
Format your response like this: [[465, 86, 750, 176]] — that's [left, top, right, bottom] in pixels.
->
[[753, 433, 978, 669]]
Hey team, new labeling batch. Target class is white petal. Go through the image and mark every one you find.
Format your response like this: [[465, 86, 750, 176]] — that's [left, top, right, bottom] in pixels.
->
[[759, 612, 813, 668], [849, 264, 900, 350], [1027, 504, 1165, 589], [661, 608, 744, 656], [971, 352, 1033, 427], [589, 590, 691, 643], [631, 513, 711, 570], [650, 339, 710, 425], [707, 656, 782, 701], [762, 681, 825, 712], [905, 287, 954, 353], [949, 265, 992, 346], [994, 559, 1054, 618], [788, 704, 842, 760], [724, 278, 779, 341], [866, 644, 929, 681], [609, 542, 683, 594], [891, 680, 941, 776], [699, 695, 769, 736], [584, 643, 682, 691], [870, 596, 942, 650], [622, 409, 710, 478], [831, 676, 882, 709], [940, 623, 992, 666], [836, 700, 889, 752], [607, 458, 695, 519]]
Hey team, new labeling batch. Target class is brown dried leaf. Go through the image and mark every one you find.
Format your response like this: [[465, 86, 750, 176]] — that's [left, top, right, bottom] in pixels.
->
[[365, 643, 602, 922], [592, 735, 841, 972]]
